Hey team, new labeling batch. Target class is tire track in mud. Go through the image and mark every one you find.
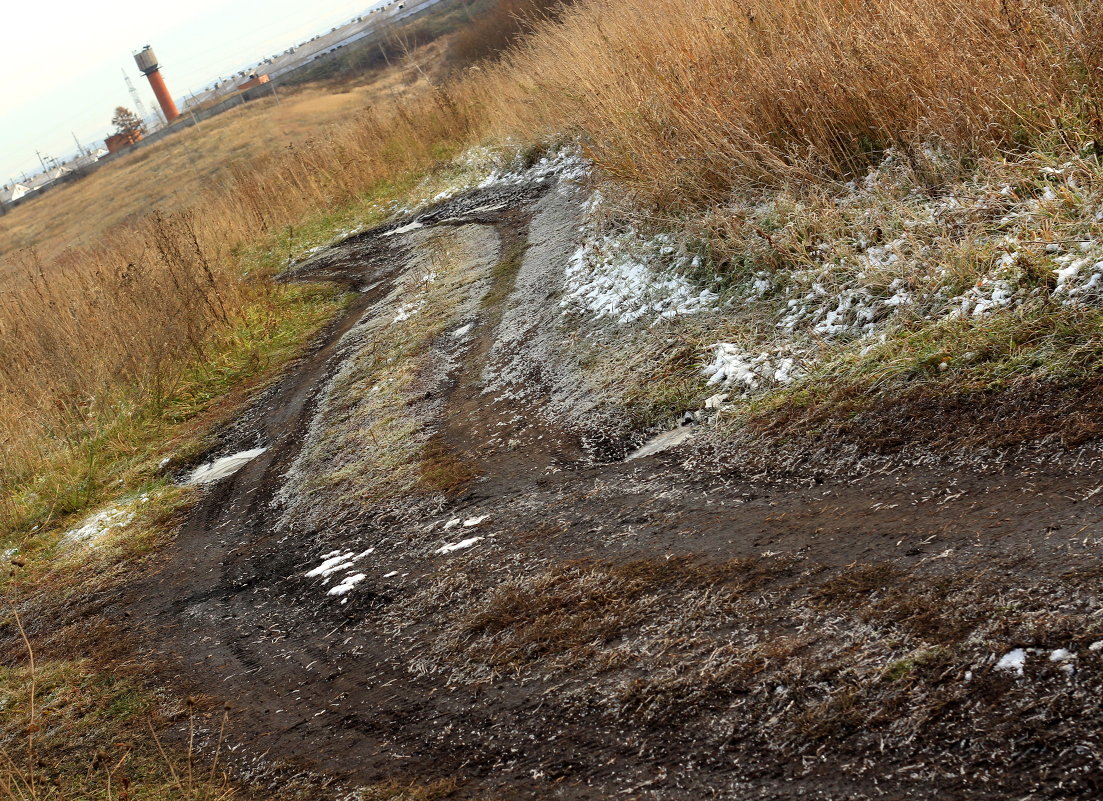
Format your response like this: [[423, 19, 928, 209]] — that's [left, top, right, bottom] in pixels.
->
[[121, 180, 1103, 800]]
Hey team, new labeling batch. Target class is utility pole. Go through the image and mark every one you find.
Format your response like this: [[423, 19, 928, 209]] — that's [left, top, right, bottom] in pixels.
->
[[72, 132, 87, 158], [123, 69, 155, 129]]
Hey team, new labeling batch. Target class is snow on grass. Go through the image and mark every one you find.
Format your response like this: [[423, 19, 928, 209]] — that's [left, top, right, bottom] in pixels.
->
[[476, 146, 590, 190], [682, 151, 1103, 399], [305, 548, 374, 578], [561, 194, 719, 325], [187, 448, 267, 485], [327, 573, 366, 596], [703, 344, 804, 394], [61, 502, 139, 548], [305, 549, 375, 600], [437, 536, 484, 555], [398, 144, 590, 215], [1049, 648, 1077, 675], [995, 648, 1027, 676], [392, 300, 426, 325], [463, 515, 490, 527]]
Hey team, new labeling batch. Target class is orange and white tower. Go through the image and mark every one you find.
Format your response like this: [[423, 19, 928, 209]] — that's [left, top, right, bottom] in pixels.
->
[[134, 46, 179, 123]]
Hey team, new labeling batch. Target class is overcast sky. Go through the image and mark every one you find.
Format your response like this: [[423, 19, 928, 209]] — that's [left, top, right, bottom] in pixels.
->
[[0, 0, 386, 183]]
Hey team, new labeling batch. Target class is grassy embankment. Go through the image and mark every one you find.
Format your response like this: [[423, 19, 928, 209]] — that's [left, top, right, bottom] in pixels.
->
[[10, 0, 1103, 540], [472, 0, 1103, 436]]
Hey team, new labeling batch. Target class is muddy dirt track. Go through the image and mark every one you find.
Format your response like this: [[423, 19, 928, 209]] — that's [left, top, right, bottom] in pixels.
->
[[121, 177, 1103, 800]]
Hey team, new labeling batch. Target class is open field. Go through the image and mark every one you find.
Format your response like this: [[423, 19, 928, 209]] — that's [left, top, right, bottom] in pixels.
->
[[0, 42, 444, 262], [4, 0, 1103, 798]]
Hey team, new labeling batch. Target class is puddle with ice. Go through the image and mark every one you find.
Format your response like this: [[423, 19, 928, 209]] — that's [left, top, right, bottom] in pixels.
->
[[626, 426, 696, 461], [187, 448, 267, 485], [383, 220, 425, 237]]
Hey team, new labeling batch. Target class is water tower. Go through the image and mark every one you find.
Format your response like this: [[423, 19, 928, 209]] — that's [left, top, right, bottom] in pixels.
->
[[134, 46, 179, 123]]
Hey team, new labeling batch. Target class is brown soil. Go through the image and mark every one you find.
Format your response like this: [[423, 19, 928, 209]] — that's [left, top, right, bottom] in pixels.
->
[[115, 182, 1103, 800]]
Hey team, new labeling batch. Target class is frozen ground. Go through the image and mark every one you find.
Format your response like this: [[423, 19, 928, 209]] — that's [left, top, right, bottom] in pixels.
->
[[108, 147, 1103, 801]]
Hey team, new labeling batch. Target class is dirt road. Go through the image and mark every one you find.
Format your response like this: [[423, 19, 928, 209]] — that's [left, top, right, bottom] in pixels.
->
[[123, 176, 1103, 800]]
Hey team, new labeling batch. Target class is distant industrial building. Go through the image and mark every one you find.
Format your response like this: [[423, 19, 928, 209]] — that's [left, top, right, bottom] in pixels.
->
[[0, 183, 31, 204], [105, 129, 143, 154], [237, 73, 269, 92]]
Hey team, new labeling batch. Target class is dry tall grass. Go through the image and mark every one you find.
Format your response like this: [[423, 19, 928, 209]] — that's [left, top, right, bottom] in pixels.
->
[[479, 0, 1103, 206], [0, 89, 474, 534]]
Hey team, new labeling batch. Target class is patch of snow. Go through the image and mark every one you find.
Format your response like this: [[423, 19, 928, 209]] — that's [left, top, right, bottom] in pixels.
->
[[443, 518, 462, 530], [626, 425, 696, 461], [477, 147, 590, 190], [703, 392, 730, 410], [995, 648, 1027, 676], [1049, 648, 1076, 662], [463, 515, 489, 528], [561, 221, 719, 325], [383, 220, 425, 237], [392, 300, 426, 325], [703, 344, 803, 393], [305, 549, 374, 578], [452, 323, 475, 339], [383, 570, 399, 578], [437, 536, 484, 554], [61, 503, 138, 547], [327, 573, 366, 596], [188, 448, 267, 485]]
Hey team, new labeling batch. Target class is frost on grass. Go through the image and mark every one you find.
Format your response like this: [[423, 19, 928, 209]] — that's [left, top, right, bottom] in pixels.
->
[[689, 148, 1103, 396], [59, 493, 153, 549], [561, 193, 719, 325]]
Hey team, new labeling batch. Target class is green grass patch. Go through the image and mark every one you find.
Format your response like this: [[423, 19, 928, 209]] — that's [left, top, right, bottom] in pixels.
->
[[0, 281, 346, 554]]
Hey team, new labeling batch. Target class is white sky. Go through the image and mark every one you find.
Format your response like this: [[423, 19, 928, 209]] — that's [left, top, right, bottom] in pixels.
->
[[0, 0, 387, 183]]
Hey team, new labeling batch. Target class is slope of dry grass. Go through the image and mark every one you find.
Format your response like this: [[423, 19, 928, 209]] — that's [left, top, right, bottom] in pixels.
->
[[0, 79, 474, 543]]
